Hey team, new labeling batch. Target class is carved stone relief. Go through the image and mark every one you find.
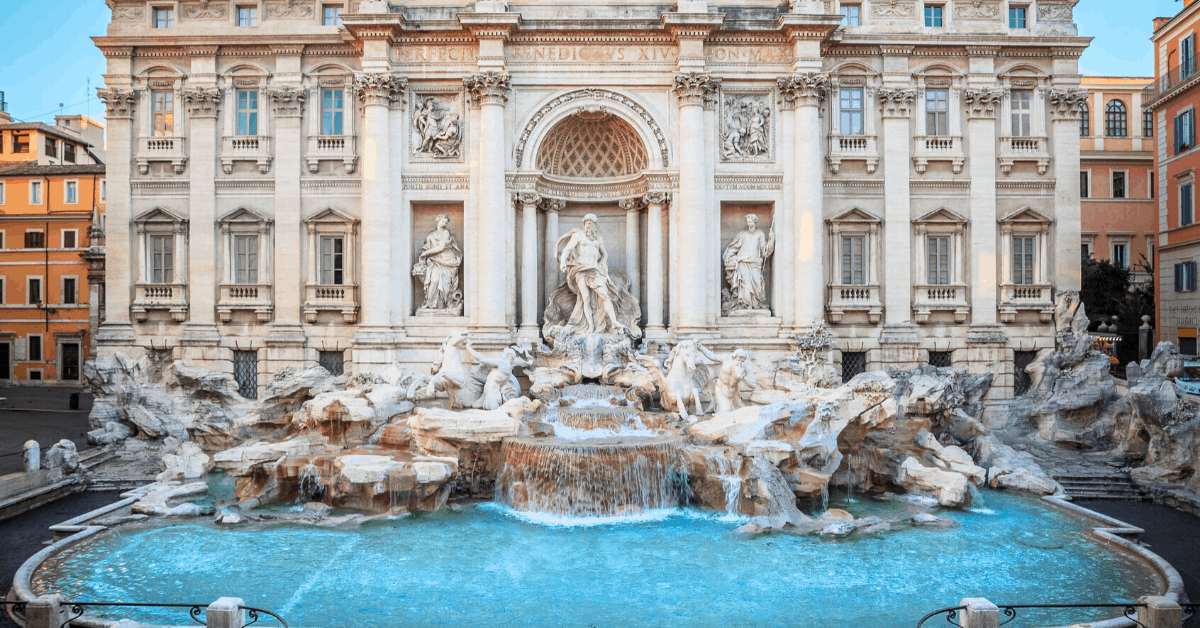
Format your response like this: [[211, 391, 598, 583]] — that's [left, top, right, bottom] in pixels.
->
[[872, 0, 916, 17], [720, 91, 774, 163], [266, 0, 314, 18], [183, 1, 228, 19], [1038, 1, 1075, 21], [410, 93, 464, 161], [955, 0, 1000, 19], [536, 111, 649, 179], [108, 2, 144, 20]]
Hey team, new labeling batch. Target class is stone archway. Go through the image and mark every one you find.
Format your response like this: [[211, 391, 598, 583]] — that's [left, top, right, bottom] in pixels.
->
[[535, 110, 650, 179]]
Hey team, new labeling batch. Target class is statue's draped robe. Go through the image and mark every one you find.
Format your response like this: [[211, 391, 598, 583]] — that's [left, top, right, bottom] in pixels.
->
[[416, 229, 463, 309], [723, 228, 772, 309]]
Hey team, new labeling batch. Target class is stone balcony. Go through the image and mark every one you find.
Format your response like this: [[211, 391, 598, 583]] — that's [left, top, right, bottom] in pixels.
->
[[303, 284, 359, 323], [218, 283, 273, 323], [999, 283, 1055, 323], [221, 136, 273, 174], [912, 136, 965, 174], [827, 134, 879, 174], [999, 136, 1051, 175], [135, 137, 187, 174], [826, 284, 883, 324], [911, 284, 970, 324], [132, 283, 188, 322], [306, 136, 357, 174]]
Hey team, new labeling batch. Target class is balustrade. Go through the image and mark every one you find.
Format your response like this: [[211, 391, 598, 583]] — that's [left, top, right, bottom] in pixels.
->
[[135, 137, 187, 174], [218, 283, 274, 323], [305, 135, 357, 174], [827, 284, 883, 324], [827, 134, 879, 174], [303, 283, 359, 323], [998, 136, 1050, 175], [221, 136, 273, 174], [911, 283, 970, 324], [912, 136, 965, 174], [132, 283, 189, 322]]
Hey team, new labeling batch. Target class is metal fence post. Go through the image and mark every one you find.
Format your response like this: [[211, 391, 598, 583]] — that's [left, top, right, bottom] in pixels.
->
[[206, 597, 245, 628], [960, 598, 999, 628], [1139, 596, 1183, 628]]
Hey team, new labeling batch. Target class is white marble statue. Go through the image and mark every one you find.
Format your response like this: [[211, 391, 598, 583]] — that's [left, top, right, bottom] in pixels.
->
[[698, 346, 757, 413], [409, 331, 473, 408], [412, 214, 464, 313], [547, 213, 638, 336], [637, 340, 712, 422], [465, 338, 534, 410], [722, 213, 775, 313]]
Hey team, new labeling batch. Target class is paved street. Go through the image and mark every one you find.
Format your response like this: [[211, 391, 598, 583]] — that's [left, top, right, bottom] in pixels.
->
[[0, 385, 93, 476]]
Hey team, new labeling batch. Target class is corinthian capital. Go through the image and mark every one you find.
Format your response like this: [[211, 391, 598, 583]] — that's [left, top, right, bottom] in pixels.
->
[[878, 88, 917, 117], [964, 88, 1004, 119], [97, 88, 136, 119], [465, 71, 511, 107], [517, 192, 542, 207], [183, 87, 222, 118], [673, 72, 721, 107], [354, 73, 407, 108], [777, 73, 829, 109], [1048, 88, 1088, 121], [268, 86, 306, 117], [642, 192, 670, 206]]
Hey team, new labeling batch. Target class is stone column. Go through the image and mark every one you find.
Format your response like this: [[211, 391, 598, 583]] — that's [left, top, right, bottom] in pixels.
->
[[619, 197, 642, 300], [672, 72, 721, 335], [543, 199, 564, 311], [965, 87, 1004, 328], [95, 89, 138, 348], [1050, 89, 1087, 292], [778, 73, 829, 331], [643, 192, 667, 334], [879, 87, 917, 330], [265, 84, 307, 371], [178, 85, 222, 360], [390, 90, 411, 329], [465, 71, 512, 334], [518, 192, 541, 337]]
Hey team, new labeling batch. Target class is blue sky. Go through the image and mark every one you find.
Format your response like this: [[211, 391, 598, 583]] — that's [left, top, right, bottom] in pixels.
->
[[0, 0, 1187, 127]]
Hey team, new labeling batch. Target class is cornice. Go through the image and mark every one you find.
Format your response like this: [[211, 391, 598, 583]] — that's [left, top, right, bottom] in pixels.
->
[[776, 13, 841, 42], [458, 12, 522, 40], [340, 12, 406, 42], [661, 12, 727, 40]]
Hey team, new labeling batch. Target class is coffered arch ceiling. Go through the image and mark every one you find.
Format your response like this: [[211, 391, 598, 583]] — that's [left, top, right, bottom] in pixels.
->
[[535, 111, 650, 179]]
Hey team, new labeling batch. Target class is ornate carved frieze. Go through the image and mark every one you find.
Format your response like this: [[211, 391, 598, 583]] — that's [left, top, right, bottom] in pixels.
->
[[642, 192, 670, 206], [955, 0, 1000, 19], [1038, 1, 1076, 21], [97, 88, 136, 119], [777, 73, 829, 109], [517, 192, 542, 208], [673, 73, 721, 108], [1048, 88, 1088, 120], [183, 1, 228, 19], [537, 176, 649, 201], [714, 175, 783, 191], [266, 0, 314, 18], [617, 197, 644, 213], [515, 89, 670, 168], [872, 0, 916, 17], [183, 88, 221, 118], [353, 74, 407, 108], [411, 92, 464, 161], [107, 1, 144, 20], [878, 88, 917, 117], [720, 91, 774, 163], [964, 89, 1004, 118], [465, 71, 511, 107], [542, 198, 567, 213], [268, 87, 306, 117]]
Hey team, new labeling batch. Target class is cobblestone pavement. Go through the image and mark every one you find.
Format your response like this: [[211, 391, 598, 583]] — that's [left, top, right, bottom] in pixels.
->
[[0, 386, 93, 476]]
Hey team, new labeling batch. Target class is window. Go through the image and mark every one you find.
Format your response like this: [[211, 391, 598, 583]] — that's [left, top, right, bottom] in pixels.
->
[[925, 88, 949, 135], [0, 277, 4, 304], [320, 236, 344, 285], [1182, 335, 1198, 356], [1080, 171, 1090, 198], [99, 179, 106, 202], [1012, 235, 1036, 285], [322, 4, 344, 25], [237, 6, 258, 26], [62, 277, 77, 304], [1183, 34, 1196, 79], [28, 335, 42, 362], [12, 133, 29, 154], [319, 351, 345, 376], [1105, 100, 1128, 137], [234, 350, 258, 399], [150, 234, 174, 284], [926, 236, 951, 285], [0, 232, 4, 248], [154, 7, 174, 28], [235, 234, 260, 284], [0, 181, 5, 205], [24, 231, 44, 248], [839, 3, 861, 25], [1009, 6, 1027, 28], [152, 90, 174, 136], [1175, 109, 1195, 153], [924, 4, 943, 27], [28, 370, 42, 381], [1011, 90, 1032, 137], [27, 278, 42, 305], [1080, 102, 1089, 137], [1176, 261, 1198, 292], [1112, 242, 1129, 269], [65, 180, 78, 204], [1082, 240, 1093, 259], [64, 143, 76, 163], [839, 87, 864, 135], [321, 89, 344, 136], [1151, 171, 1156, 199], [1112, 171, 1126, 199], [841, 235, 866, 285], [928, 351, 953, 368], [841, 351, 866, 383], [29, 180, 41, 205], [1144, 110, 1154, 138], [1014, 351, 1037, 396], [237, 90, 259, 136], [45, 137, 57, 159], [62, 230, 77, 249], [1182, 182, 1195, 226]]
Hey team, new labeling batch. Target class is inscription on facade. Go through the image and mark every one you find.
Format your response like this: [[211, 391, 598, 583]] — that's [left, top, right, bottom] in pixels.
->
[[507, 46, 678, 62], [397, 47, 478, 63], [706, 47, 791, 64]]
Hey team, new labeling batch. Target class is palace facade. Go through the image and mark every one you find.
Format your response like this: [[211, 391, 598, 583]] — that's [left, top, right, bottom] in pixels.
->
[[94, 0, 1088, 414]]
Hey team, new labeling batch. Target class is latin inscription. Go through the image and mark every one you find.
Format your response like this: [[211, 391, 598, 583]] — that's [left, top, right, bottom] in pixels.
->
[[507, 46, 677, 62], [397, 47, 478, 63], [394, 45, 790, 65], [706, 47, 791, 63]]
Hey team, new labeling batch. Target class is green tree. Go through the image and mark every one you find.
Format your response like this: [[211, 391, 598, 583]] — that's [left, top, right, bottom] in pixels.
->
[[1080, 256, 1130, 330]]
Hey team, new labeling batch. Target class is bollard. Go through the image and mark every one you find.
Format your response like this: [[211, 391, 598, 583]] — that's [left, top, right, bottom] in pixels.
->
[[69, 393, 79, 410], [23, 440, 40, 472], [960, 598, 999, 628], [25, 595, 67, 628], [1140, 315, 1154, 362], [206, 597, 245, 628], [1138, 596, 1183, 628]]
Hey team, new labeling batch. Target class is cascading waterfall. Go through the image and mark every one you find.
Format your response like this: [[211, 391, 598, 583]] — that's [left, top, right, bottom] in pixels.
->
[[702, 454, 743, 514], [298, 461, 323, 503]]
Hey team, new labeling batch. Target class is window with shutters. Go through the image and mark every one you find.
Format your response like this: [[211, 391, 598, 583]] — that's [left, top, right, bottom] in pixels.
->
[[234, 235, 259, 284], [45, 137, 57, 159], [27, 277, 42, 305], [1012, 236, 1036, 285], [28, 335, 42, 362], [1144, 110, 1154, 138], [62, 276, 77, 305], [1011, 90, 1032, 137], [24, 231, 44, 248], [1183, 34, 1196, 79], [303, 208, 359, 324], [1105, 100, 1127, 137], [1111, 242, 1129, 269], [841, 236, 865, 285], [827, 208, 882, 323], [840, 88, 864, 136], [13, 133, 29, 154], [218, 208, 273, 323], [1080, 171, 1090, 198], [1176, 261, 1198, 292], [61, 229, 77, 249], [133, 207, 188, 319], [150, 235, 174, 284], [1175, 108, 1195, 154], [912, 208, 969, 323], [926, 236, 951, 285], [926, 88, 949, 135], [1182, 182, 1195, 226], [64, 143, 76, 163]]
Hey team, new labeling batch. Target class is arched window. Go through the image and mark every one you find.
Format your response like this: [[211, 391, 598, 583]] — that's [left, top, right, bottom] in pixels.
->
[[1080, 102, 1090, 137], [1105, 100, 1128, 137]]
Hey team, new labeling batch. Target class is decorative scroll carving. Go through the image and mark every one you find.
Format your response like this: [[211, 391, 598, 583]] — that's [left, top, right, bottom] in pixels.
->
[[411, 94, 463, 160], [673, 72, 721, 108], [720, 92, 773, 163], [109, 3, 144, 20], [353, 73, 407, 108], [516, 89, 670, 168], [536, 112, 649, 179], [642, 192, 670, 206], [777, 73, 829, 109], [878, 88, 917, 117], [955, 0, 999, 18], [517, 192, 542, 208], [268, 87, 306, 116], [1038, 1, 1075, 21], [97, 88, 136, 119], [1048, 88, 1088, 120], [183, 87, 221, 117], [266, 0, 314, 18], [183, 1, 228, 19], [872, 0, 915, 17], [465, 71, 511, 107], [964, 89, 1004, 118]]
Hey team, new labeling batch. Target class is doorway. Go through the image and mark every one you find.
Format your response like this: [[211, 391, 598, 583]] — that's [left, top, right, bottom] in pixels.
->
[[61, 342, 80, 380], [0, 343, 8, 379]]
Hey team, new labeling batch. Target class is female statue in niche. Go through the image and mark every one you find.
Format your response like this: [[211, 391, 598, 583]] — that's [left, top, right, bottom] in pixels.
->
[[412, 214, 464, 314], [722, 213, 775, 313]]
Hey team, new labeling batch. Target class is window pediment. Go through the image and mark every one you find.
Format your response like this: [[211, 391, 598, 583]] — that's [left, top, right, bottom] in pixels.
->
[[998, 207, 1051, 225], [915, 208, 967, 224], [828, 207, 882, 225], [219, 207, 272, 226], [305, 208, 358, 226], [135, 207, 187, 224]]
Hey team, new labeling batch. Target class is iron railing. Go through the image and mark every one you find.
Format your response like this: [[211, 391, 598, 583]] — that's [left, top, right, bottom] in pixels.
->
[[1144, 55, 1198, 102], [1184, 602, 1197, 628], [4, 601, 287, 628], [918, 603, 1148, 628]]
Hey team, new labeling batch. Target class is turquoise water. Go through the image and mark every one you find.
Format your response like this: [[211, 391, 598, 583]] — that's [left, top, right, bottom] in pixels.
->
[[34, 491, 1159, 628]]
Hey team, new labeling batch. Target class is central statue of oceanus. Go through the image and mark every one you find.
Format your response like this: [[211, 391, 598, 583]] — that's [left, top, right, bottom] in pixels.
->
[[543, 213, 641, 338]]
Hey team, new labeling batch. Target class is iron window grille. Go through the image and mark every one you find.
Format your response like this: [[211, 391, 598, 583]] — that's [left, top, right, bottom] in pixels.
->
[[928, 351, 952, 368], [1014, 351, 1038, 396], [318, 351, 345, 376], [842, 351, 866, 383], [234, 350, 258, 399]]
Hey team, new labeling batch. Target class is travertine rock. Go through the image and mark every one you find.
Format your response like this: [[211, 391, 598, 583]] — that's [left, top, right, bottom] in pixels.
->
[[157, 441, 211, 482], [896, 457, 971, 507], [43, 440, 80, 473]]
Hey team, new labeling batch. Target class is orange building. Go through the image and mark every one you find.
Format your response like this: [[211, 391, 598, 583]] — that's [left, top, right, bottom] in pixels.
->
[[1080, 77, 1156, 286], [1145, 0, 1200, 356], [0, 112, 106, 382]]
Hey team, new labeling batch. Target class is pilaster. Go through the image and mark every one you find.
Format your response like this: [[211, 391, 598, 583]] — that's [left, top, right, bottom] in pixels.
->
[[672, 72, 721, 336], [778, 72, 829, 331], [879, 87, 916, 328], [465, 70, 513, 335], [1049, 88, 1087, 292], [95, 87, 138, 348], [965, 84, 1004, 328]]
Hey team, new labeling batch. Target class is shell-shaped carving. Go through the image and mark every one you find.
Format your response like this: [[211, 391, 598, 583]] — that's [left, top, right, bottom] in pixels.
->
[[536, 113, 649, 179]]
